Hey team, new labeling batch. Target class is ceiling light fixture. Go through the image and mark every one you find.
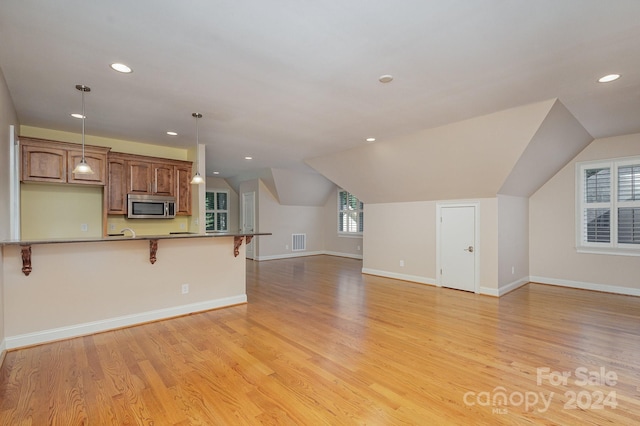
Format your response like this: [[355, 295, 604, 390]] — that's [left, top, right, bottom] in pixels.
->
[[70, 113, 84, 119], [110, 63, 132, 73], [213, 171, 220, 175], [245, 156, 253, 160], [166, 131, 178, 136], [379, 74, 393, 83], [190, 112, 205, 185], [366, 137, 376, 142], [72, 84, 94, 175], [598, 74, 620, 83]]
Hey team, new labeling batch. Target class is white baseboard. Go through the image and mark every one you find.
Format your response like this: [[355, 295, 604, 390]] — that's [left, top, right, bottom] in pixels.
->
[[255, 251, 325, 261], [530, 276, 640, 297], [362, 268, 436, 286], [4, 294, 247, 350], [256, 250, 364, 261], [324, 251, 363, 260], [480, 277, 529, 297], [0, 338, 6, 369]]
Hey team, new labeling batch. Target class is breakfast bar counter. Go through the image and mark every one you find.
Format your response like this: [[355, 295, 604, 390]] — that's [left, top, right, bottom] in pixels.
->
[[0, 232, 269, 350], [2, 232, 271, 276]]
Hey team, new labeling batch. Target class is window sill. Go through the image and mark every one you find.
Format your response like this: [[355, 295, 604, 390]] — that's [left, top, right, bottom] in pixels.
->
[[576, 246, 640, 257], [338, 233, 363, 239]]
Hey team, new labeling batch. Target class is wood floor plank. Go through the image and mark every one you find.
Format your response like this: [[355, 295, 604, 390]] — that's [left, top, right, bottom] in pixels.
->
[[1, 255, 640, 424]]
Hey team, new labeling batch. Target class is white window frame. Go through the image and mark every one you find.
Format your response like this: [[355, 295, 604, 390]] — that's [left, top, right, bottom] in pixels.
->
[[576, 156, 640, 256], [338, 189, 363, 236], [205, 189, 229, 232]]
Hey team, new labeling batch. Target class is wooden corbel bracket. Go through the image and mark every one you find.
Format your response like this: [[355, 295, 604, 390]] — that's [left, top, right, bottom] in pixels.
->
[[21, 245, 32, 276], [150, 239, 158, 264]]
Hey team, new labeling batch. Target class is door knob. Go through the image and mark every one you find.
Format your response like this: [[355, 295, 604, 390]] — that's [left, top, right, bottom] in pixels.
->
[[464, 246, 474, 252]]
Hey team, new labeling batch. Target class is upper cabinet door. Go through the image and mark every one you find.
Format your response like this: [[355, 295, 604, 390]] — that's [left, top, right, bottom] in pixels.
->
[[128, 160, 153, 194], [67, 149, 107, 185], [153, 163, 175, 196], [175, 165, 192, 215], [22, 145, 67, 183]]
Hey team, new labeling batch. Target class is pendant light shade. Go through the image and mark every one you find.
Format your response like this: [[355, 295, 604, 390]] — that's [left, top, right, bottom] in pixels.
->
[[72, 84, 94, 175], [190, 112, 205, 184]]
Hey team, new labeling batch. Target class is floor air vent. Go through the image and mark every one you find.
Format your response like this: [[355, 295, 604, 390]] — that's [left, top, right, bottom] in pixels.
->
[[292, 233, 306, 251]]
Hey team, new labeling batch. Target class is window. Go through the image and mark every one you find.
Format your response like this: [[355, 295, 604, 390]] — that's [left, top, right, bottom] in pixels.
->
[[205, 190, 229, 232], [338, 190, 363, 235], [577, 157, 640, 255]]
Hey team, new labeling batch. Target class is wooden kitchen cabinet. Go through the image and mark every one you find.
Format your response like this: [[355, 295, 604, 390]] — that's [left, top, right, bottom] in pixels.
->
[[22, 144, 67, 183], [21, 137, 109, 185], [153, 163, 175, 196], [127, 160, 153, 194], [127, 161, 175, 196], [107, 156, 127, 214], [67, 149, 107, 185], [106, 152, 192, 215], [175, 165, 192, 215]]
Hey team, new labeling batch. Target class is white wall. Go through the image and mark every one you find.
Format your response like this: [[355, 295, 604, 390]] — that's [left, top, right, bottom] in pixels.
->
[[0, 66, 19, 357], [256, 179, 325, 260], [363, 198, 499, 294], [530, 133, 640, 294], [497, 195, 529, 293]]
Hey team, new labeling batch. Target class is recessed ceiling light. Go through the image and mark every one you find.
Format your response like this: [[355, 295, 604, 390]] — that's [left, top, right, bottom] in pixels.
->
[[70, 113, 84, 119], [598, 74, 620, 83], [110, 63, 132, 73], [213, 171, 220, 175], [379, 74, 393, 83], [166, 131, 178, 136], [366, 137, 376, 142], [245, 156, 253, 160]]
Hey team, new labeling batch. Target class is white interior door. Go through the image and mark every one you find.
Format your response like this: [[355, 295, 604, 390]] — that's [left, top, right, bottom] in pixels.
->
[[242, 192, 255, 259], [439, 205, 477, 292]]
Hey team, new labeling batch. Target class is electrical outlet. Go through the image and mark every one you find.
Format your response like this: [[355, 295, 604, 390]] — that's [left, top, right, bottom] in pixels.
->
[[181, 284, 189, 294], [400, 260, 405, 267], [180, 222, 186, 230], [81, 223, 88, 232], [194, 218, 199, 225], [512, 266, 515, 275], [357, 245, 361, 251], [109, 223, 115, 231], [285, 244, 289, 250]]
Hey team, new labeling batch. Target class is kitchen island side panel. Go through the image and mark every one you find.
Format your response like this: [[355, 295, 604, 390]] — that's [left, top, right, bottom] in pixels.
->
[[2, 237, 245, 346]]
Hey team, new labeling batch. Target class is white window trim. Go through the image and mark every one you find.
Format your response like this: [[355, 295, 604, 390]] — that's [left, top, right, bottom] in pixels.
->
[[338, 189, 363, 236], [576, 156, 640, 256], [205, 189, 230, 232]]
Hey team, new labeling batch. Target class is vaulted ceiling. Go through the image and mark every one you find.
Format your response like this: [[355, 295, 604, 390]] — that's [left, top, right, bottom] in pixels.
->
[[1, 1, 638, 184]]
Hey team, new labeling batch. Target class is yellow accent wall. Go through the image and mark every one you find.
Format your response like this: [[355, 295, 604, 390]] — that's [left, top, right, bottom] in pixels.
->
[[21, 183, 103, 239], [20, 126, 188, 160]]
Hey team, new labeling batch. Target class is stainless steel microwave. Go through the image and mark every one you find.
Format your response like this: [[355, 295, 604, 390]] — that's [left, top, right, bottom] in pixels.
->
[[127, 194, 176, 219]]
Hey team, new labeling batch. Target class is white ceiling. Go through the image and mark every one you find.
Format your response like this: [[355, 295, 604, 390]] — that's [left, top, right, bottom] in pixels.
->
[[1, 1, 639, 178]]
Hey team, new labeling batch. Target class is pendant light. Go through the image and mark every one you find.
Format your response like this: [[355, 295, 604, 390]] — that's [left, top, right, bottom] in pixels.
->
[[190, 112, 205, 184], [72, 84, 94, 175]]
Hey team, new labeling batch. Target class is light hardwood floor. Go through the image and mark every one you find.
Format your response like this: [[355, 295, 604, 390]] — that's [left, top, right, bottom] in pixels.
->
[[1, 255, 639, 425]]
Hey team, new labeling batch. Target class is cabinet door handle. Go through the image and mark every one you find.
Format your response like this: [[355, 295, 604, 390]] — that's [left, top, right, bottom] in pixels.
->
[[464, 246, 474, 253]]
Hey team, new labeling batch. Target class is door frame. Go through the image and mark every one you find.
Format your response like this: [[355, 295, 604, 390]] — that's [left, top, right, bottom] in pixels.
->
[[436, 202, 480, 293]]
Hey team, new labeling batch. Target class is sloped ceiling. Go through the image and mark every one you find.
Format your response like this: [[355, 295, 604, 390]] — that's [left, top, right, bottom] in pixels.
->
[[498, 100, 593, 197], [270, 169, 335, 206], [225, 167, 335, 206], [306, 99, 558, 204]]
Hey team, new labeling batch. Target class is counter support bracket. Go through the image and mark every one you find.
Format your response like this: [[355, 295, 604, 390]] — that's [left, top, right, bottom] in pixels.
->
[[234, 236, 253, 257], [21, 245, 32, 276], [150, 239, 158, 264]]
